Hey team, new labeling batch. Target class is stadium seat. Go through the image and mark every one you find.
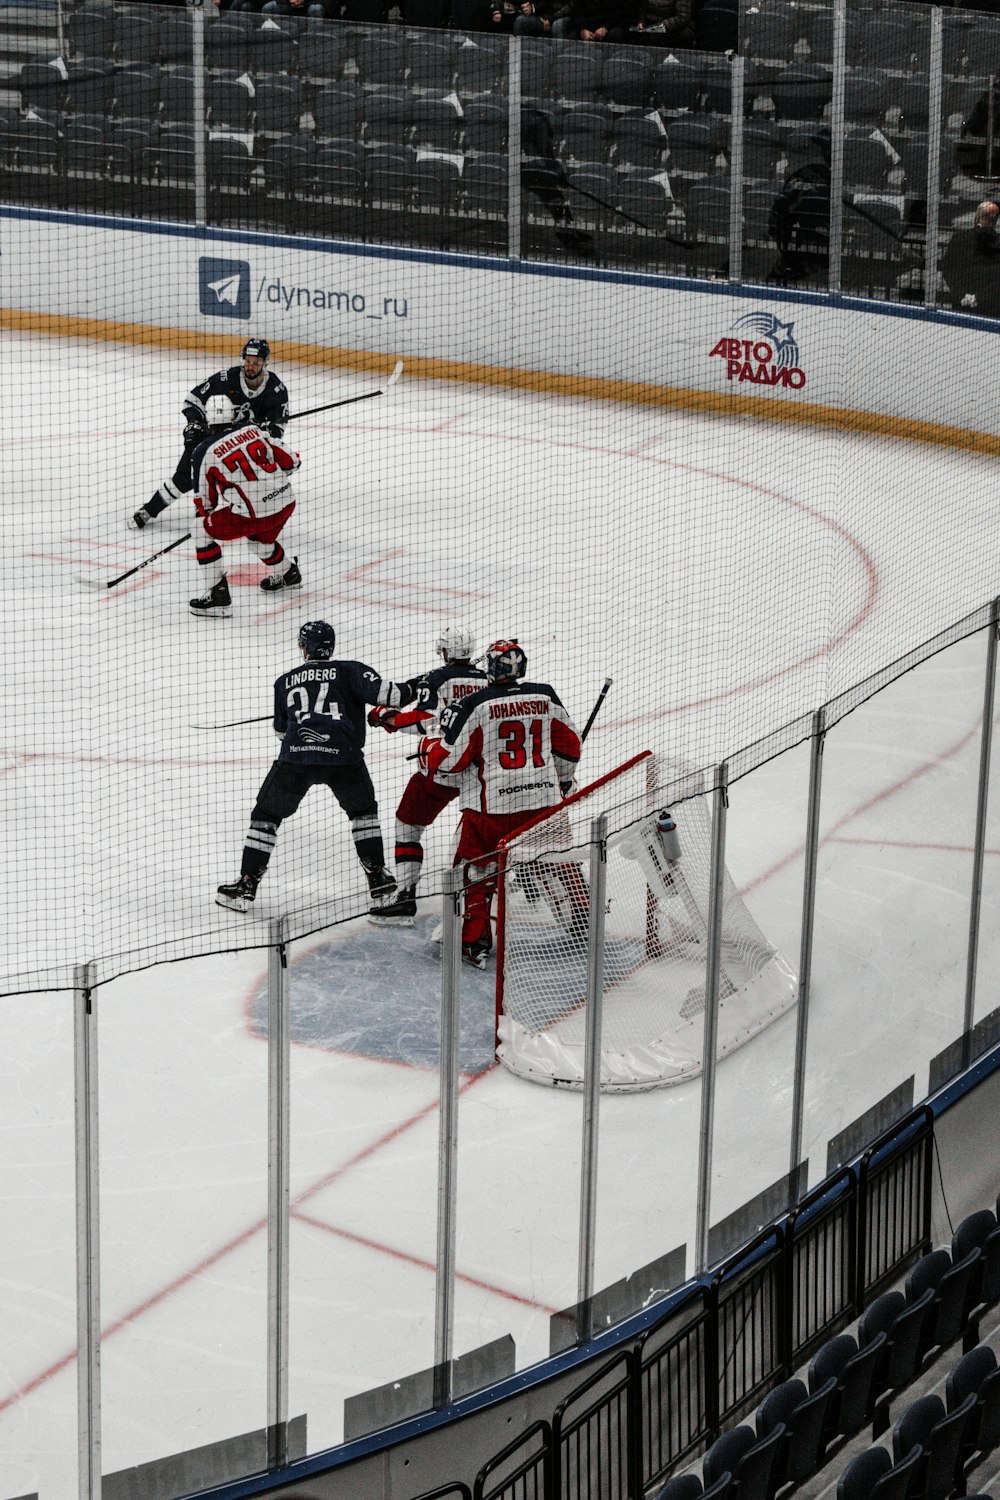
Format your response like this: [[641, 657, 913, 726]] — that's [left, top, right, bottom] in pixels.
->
[[862, 1288, 933, 1438], [808, 1332, 884, 1447], [207, 137, 254, 193], [651, 1472, 703, 1500], [365, 143, 415, 206], [741, 125, 782, 181], [612, 111, 667, 170], [519, 42, 552, 102], [313, 82, 363, 140], [843, 129, 896, 191], [770, 64, 832, 122], [666, 117, 723, 175], [892, 1391, 975, 1500], [147, 128, 196, 184], [208, 75, 255, 133], [364, 87, 414, 146], [62, 58, 114, 117], [112, 64, 159, 122], [64, 118, 107, 177], [743, 5, 796, 62], [108, 119, 154, 180], [461, 152, 507, 215], [159, 69, 195, 128], [411, 96, 462, 151], [684, 179, 731, 238], [453, 39, 503, 96], [617, 173, 672, 230], [844, 70, 887, 127], [412, 154, 460, 211], [158, 12, 194, 65], [254, 78, 302, 137], [407, 37, 455, 91], [20, 59, 68, 114], [355, 33, 404, 87], [206, 18, 253, 74], [558, 106, 610, 164], [696, 0, 738, 53], [461, 100, 506, 153], [113, 11, 158, 64], [553, 50, 603, 105], [263, 135, 315, 197], [952, 1207, 1000, 1339], [703, 1422, 784, 1500], [756, 1374, 836, 1490], [837, 1444, 923, 1500], [299, 26, 345, 84], [905, 1246, 980, 1367], [251, 22, 298, 74], [653, 57, 701, 115], [314, 141, 364, 200], [698, 1469, 733, 1500], [67, 4, 113, 59], [947, 1344, 1000, 1486], [601, 56, 654, 110], [566, 163, 615, 228]]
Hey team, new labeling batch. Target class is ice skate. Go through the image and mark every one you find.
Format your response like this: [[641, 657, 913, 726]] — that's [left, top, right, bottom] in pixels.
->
[[462, 939, 490, 970], [190, 576, 232, 618], [216, 873, 259, 912], [365, 865, 397, 915], [260, 557, 301, 592], [368, 885, 417, 926], [128, 506, 153, 531]]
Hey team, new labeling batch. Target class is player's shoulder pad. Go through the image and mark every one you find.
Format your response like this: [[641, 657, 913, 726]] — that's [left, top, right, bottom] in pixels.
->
[[518, 680, 565, 709]]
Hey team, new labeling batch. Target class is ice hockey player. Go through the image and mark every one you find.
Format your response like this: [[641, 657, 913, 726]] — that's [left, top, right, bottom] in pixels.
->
[[129, 338, 289, 532], [216, 620, 416, 914], [422, 640, 582, 968], [188, 394, 303, 617], [367, 623, 489, 924]]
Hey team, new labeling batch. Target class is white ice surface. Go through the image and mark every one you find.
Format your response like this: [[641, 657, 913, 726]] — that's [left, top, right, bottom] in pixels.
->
[[2, 333, 1000, 1496]]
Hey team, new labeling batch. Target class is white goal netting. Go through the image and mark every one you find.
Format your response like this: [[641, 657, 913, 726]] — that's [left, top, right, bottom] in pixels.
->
[[495, 752, 798, 1091]]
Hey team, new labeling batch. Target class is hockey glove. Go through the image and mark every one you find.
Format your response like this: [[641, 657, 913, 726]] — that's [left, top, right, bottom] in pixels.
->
[[418, 735, 443, 774], [368, 705, 400, 733], [560, 779, 578, 799], [183, 421, 207, 446]]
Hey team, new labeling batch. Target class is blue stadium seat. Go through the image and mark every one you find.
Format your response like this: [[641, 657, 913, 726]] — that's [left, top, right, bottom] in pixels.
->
[[892, 1391, 975, 1500], [314, 141, 365, 200], [363, 86, 414, 146], [411, 96, 462, 151], [453, 38, 503, 96], [808, 1332, 884, 1446], [905, 1246, 980, 1366], [365, 143, 415, 205], [299, 25, 345, 84], [412, 154, 460, 211], [112, 63, 159, 121], [406, 36, 455, 91], [251, 22, 299, 74], [207, 137, 254, 192], [461, 152, 507, 215], [756, 1374, 836, 1489], [947, 1344, 1000, 1488], [159, 68, 195, 127], [67, 4, 113, 59], [254, 77, 302, 136], [461, 100, 505, 153], [313, 82, 362, 139]]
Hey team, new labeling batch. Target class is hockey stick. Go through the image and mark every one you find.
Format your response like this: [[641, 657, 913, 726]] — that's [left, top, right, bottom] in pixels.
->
[[580, 676, 613, 744], [286, 359, 404, 421], [77, 530, 192, 592], [190, 713, 272, 730], [82, 362, 404, 592]]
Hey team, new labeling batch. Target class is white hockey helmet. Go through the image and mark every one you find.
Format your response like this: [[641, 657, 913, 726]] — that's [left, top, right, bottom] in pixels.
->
[[205, 394, 236, 430], [436, 623, 475, 660]]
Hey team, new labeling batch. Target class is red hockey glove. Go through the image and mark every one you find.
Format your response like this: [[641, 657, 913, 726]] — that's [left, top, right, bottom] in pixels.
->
[[368, 706, 400, 733], [418, 735, 443, 774], [193, 493, 211, 518]]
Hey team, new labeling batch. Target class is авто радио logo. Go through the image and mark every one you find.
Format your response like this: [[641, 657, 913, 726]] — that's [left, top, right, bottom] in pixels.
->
[[198, 257, 251, 320], [709, 311, 806, 388]]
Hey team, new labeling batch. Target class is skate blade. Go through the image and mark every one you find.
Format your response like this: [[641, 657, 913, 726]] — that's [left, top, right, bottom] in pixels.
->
[[368, 912, 416, 927], [216, 893, 252, 913], [191, 607, 233, 619]]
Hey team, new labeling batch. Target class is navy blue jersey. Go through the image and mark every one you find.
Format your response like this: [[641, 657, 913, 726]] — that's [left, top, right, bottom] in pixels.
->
[[274, 659, 412, 766], [409, 659, 489, 720], [184, 367, 289, 436]]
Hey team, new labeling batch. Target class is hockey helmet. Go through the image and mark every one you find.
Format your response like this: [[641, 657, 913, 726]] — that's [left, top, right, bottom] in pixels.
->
[[435, 623, 475, 661], [205, 394, 236, 431], [242, 338, 270, 364], [485, 639, 527, 682], [298, 620, 336, 660]]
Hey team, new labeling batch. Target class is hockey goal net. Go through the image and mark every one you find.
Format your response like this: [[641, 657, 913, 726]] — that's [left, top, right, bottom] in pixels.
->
[[495, 751, 797, 1091]]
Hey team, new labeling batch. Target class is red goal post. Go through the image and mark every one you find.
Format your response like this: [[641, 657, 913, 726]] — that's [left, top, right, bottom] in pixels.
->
[[494, 751, 797, 1092]]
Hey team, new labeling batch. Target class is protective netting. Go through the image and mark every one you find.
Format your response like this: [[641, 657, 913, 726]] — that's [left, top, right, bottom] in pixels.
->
[[496, 753, 798, 1089], [3, 0, 1000, 994]]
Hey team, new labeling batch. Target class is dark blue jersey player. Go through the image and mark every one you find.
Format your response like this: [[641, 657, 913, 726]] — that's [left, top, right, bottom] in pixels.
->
[[216, 620, 415, 915], [129, 338, 290, 531]]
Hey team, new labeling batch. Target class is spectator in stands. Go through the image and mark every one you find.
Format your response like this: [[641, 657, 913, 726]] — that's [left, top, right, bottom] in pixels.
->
[[631, 0, 694, 46], [488, 0, 576, 35], [941, 200, 1000, 318], [261, 0, 332, 15], [552, 0, 640, 39], [767, 128, 831, 284]]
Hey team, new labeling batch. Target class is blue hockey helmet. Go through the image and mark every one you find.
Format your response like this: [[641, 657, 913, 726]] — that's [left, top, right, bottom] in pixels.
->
[[298, 620, 336, 660], [485, 639, 526, 682], [242, 337, 270, 364]]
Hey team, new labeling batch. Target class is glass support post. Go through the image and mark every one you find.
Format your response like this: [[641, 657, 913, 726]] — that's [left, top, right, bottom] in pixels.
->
[[828, 0, 846, 294], [728, 53, 745, 284], [789, 710, 826, 1191], [507, 37, 522, 262], [74, 964, 101, 1500], [267, 923, 291, 1471], [577, 813, 608, 1343], [191, 0, 207, 227], [963, 602, 1000, 1067], [433, 867, 463, 1406], [695, 770, 728, 1273], [925, 9, 944, 309]]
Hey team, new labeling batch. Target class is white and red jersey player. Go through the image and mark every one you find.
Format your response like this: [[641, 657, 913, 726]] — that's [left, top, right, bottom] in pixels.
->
[[425, 639, 581, 964], [367, 625, 488, 924], [188, 395, 303, 618]]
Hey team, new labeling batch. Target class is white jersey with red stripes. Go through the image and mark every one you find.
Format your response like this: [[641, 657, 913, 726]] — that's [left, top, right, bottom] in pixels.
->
[[429, 679, 581, 816], [192, 423, 301, 523]]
